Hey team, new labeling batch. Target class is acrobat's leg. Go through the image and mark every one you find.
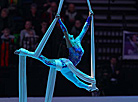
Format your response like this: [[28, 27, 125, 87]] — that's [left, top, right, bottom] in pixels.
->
[[61, 70, 93, 91], [61, 59, 99, 91], [15, 48, 57, 68]]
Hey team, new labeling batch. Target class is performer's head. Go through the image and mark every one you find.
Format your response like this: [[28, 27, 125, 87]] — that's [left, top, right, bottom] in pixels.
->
[[65, 34, 75, 48]]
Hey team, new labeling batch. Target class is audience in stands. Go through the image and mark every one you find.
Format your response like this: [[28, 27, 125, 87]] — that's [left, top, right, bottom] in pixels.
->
[[22, 30, 39, 51], [26, 3, 41, 34], [0, 28, 15, 67], [33, 0, 51, 9], [108, 57, 120, 80], [42, 2, 57, 24], [39, 20, 48, 39], [20, 21, 36, 47], [102, 57, 120, 95], [65, 3, 82, 31], [0, 8, 15, 33], [71, 19, 82, 38]]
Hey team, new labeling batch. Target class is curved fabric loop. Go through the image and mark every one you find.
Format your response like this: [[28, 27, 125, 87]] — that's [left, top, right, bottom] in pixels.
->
[[63, 60, 95, 84], [86, 0, 95, 78]]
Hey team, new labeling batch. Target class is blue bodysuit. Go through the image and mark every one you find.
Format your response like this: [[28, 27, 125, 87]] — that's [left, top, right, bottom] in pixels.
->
[[58, 16, 91, 66], [68, 45, 84, 66], [38, 16, 91, 68]]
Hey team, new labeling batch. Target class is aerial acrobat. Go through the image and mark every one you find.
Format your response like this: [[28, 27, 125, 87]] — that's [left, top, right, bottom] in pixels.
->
[[16, 1, 97, 102], [15, 11, 98, 92]]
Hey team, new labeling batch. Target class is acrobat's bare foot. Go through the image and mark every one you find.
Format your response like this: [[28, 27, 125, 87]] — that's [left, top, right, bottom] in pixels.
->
[[14, 48, 33, 56]]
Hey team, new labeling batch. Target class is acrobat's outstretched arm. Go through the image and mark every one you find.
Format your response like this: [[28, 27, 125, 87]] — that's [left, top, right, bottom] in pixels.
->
[[76, 12, 93, 42], [57, 15, 73, 48], [57, 15, 69, 34]]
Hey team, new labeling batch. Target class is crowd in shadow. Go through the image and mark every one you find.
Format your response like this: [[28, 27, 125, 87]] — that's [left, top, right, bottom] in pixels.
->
[[0, 0, 122, 96]]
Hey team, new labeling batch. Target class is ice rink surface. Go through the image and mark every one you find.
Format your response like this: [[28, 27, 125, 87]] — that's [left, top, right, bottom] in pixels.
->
[[0, 96, 138, 102]]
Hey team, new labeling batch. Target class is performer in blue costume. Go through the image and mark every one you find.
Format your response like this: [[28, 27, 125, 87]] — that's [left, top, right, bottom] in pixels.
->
[[58, 12, 92, 66], [15, 12, 98, 92]]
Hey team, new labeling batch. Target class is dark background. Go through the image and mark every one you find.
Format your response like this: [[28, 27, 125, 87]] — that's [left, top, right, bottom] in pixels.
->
[[0, 0, 138, 97]]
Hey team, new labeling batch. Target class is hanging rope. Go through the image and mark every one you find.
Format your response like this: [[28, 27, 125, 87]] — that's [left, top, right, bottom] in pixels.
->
[[18, 1, 64, 102], [86, 0, 95, 78], [34, 0, 64, 57]]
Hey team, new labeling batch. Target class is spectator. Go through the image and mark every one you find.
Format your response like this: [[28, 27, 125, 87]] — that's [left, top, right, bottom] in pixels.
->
[[71, 20, 82, 38], [65, 3, 82, 31], [39, 20, 48, 39], [42, 2, 57, 24], [26, 3, 40, 34], [102, 57, 120, 95], [22, 30, 39, 51], [108, 57, 120, 80], [47, 1, 57, 22], [33, 0, 51, 9], [0, 8, 15, 33], [20, 21, 36, 47], [0, 28, 15, 67]]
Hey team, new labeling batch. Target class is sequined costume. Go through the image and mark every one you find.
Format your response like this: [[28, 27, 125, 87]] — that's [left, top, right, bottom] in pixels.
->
[[68, 46, 84, 66], [58, 16, 91, 66], [39, 55, 67, 68]]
